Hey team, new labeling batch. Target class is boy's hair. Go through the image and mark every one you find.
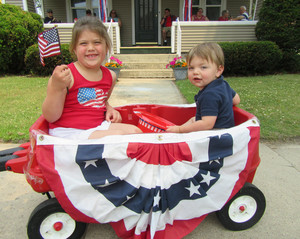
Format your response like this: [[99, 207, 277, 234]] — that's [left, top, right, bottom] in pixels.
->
[[186, 43, 224, 67], [69, 16, 112, 56]]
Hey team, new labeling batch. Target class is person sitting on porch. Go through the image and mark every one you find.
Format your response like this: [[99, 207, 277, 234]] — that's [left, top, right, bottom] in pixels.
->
[[160, 8, 177, 46], [192, 8, 209, 21], [231, 6, 249, 21], [44, 9, 60, 23], [218, 10, 231, 21], [86, 9, 92, 16], [108, 10, 122, 27]]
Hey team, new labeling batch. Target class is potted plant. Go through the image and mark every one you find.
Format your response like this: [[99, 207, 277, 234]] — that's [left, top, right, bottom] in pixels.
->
[[166, 56, 187, 80], [105, 56, 123, 78]]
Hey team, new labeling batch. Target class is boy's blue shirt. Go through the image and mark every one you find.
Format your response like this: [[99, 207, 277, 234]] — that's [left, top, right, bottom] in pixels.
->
[[194, 75, 236, 128]]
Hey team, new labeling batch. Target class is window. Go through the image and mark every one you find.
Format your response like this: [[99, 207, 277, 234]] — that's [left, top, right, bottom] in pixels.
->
[[71, 0, 86, 20], [70, 0, 101, 21], [191, 0, 224, 20], [206, 0, 222, 20]]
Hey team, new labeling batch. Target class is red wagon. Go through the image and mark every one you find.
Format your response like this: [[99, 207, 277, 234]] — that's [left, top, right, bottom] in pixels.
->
[[0, 104, 265, 239]]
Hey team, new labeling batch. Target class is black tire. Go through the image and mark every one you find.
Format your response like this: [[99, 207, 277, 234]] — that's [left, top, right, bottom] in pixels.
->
[[216, 182, 266, 231], [27, 198, 87, 239]]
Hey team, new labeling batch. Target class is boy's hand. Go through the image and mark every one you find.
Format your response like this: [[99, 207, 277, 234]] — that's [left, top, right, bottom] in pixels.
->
[[50, 65, 72, 91], [166, 125, 181, 133]]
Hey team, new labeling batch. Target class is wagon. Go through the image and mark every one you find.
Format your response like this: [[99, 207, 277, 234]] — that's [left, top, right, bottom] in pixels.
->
[[0, 104, 265, 239]]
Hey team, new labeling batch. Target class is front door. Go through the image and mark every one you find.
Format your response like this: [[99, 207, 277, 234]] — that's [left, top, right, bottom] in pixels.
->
[[135, 0, 158, 43]]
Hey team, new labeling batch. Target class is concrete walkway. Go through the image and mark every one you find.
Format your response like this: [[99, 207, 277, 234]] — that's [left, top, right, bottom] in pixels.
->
[[0, 78, 299, 239]]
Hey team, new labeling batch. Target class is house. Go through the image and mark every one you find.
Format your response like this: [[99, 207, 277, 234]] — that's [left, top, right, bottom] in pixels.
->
[[3, 0, 263, 51]]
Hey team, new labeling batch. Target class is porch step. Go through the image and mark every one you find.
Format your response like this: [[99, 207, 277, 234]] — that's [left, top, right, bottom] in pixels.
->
[[120, 46, 171, 54], [111, 53, 178, 79], [119, 69, 173, 78]]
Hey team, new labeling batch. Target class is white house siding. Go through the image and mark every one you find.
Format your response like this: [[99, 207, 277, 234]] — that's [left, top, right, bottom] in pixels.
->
[[5, 0, 23, 9], [43, 0, 67, 23], [173, 21, 257, 53], [27, 0, 36, 12], [112, 0, 132, 46]]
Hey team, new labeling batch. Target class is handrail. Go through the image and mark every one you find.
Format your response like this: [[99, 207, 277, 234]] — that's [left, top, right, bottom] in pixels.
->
[[176, 18, 182, 57], [107, 19, 114, 57]]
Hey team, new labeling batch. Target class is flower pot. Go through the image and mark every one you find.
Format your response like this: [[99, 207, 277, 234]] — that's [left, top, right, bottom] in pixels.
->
[[172, 68, 187, 80], [107, 67, 121, 79]]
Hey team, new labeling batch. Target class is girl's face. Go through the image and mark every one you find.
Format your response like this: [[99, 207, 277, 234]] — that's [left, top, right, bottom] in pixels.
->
[[188, 56, 224, 90], [74, 29, 107, 70]]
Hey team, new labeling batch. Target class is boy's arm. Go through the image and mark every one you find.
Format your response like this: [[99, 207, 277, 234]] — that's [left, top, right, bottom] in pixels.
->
[[166, 116, 217, 133], [233, 93, 240, 105], [42, 65, 72, 123]]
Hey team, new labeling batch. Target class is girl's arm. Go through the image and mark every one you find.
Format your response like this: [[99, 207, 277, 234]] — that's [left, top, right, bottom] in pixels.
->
[[166, 116, 217, 133], [42, 65, 72, 123], [105, 70, 122, 123]]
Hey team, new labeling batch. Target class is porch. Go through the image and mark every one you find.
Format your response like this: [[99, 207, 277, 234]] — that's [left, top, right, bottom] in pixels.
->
[[44, 20, 258, 56]]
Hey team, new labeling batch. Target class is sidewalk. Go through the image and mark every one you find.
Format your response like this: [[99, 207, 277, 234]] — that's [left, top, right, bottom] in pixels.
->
[[0, 78, 299, 239]]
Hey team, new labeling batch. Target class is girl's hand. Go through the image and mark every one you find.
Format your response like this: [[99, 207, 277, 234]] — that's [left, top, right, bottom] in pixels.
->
[[105, 104, 122, 123], [166, 125, 181, 133], [50, 65, 72, 91]]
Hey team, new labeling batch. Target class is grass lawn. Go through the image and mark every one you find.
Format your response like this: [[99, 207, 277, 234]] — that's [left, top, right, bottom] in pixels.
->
[[0, 76, 48, 142], [0, 74, 299, 143], [176, 74, 300, 141]]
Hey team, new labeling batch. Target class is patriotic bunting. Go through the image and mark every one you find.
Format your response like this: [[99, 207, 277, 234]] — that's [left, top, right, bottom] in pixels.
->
[[36, 118, 260, 238], [183, 0, 192, 21]]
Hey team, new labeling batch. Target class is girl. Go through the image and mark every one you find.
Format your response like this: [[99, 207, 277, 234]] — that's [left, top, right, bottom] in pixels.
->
[[42, 16, 142, 140]]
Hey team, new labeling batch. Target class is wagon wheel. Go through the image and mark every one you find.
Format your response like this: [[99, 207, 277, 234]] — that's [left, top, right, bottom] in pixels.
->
[[27, 198, 87, 239], [216, 182, 266, 231]]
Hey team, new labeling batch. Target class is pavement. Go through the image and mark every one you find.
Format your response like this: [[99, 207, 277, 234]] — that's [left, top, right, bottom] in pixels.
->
[[0, 78, 299, 239]]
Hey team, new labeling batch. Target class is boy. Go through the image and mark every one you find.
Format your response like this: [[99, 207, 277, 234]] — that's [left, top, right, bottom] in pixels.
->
[[166, 43, 240, 133]]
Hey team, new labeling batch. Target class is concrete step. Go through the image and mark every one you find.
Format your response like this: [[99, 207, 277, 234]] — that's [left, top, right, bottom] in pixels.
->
[[119, 69, 174, 78], [113, 54, 177, 63], [123, 62, 168, 69]]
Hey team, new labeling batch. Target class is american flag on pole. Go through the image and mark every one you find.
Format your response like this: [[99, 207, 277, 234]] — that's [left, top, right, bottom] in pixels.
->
[[36, 118, 260, 238], [99, 0, 107, 22], [38, 27, 61, 66], [183, 0, 192, 21]]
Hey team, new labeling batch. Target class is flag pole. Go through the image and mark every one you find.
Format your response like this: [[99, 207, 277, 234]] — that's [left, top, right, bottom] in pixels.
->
[[54, 25, 69, 93]]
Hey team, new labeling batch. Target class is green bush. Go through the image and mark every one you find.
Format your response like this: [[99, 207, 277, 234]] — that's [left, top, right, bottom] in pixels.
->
[[25, 43, 73, 76], [219, 41, 282, 76], [0, 4, 43, 74], [255, 0, 300, 73]]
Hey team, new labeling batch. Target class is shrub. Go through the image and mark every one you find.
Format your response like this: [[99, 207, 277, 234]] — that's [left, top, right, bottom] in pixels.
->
[[219, 41, 282, 76], [25, 44, 73, 76], [255, 0, 300, 72], [0, 4, 43, 74]]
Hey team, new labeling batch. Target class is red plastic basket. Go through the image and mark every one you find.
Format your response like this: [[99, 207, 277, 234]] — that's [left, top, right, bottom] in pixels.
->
[[133, 110, 175, 133]]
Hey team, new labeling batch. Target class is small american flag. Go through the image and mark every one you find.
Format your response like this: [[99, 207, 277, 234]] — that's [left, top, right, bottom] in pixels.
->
[[38, 27, 61, 66], [77, 87, 107, 108]]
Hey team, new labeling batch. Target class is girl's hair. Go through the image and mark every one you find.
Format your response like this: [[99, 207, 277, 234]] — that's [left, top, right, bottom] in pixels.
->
[[186, 43, 224, 67], [69, 16, 112, 56]]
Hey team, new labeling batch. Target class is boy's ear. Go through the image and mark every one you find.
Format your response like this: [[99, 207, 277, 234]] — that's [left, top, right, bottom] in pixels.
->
[[216, 65, 224, 77]]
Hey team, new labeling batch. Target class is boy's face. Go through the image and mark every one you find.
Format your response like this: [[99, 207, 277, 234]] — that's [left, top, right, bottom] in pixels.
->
[[188, 56, 224, 90]]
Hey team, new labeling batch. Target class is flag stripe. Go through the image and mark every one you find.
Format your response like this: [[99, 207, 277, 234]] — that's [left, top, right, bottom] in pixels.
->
[[38, 27, 61, 66]]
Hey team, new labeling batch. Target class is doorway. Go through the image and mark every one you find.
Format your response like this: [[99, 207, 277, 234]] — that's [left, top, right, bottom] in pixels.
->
[[135, 0, 158, 43]]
